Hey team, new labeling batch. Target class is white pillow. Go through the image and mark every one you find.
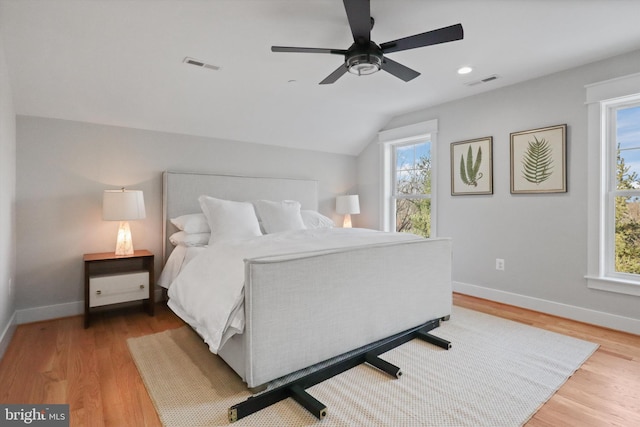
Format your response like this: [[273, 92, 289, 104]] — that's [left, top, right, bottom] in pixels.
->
[[169, 231, 210, 247], [253, 200, 306, 234], [170, 213, 210, 233], [301, 210, 335, 229], [198, 196, 262, 243]]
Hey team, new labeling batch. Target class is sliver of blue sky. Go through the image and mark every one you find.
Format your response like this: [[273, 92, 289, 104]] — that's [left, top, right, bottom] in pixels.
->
[[396, 141, 430, 170], [617, 105, 640, 186]]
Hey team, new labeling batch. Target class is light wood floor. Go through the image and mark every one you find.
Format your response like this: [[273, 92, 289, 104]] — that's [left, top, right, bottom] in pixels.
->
[[0, 294, 638, 426]]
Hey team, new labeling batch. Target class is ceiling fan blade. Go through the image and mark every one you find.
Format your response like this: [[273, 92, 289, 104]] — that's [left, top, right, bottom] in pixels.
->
[[319, 64, 348, 85], [380, 57, 420, 82], [380, 23, 463, 54], [343, 0, 371, 44], [272, 46, 347, 55]]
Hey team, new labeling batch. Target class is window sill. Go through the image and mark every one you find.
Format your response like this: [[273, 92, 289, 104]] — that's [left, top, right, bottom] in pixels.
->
[[585, 275, 640, 296]]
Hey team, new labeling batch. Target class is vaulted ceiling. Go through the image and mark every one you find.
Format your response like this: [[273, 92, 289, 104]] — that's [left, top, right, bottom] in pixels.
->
[[2, 0, 640, 155]]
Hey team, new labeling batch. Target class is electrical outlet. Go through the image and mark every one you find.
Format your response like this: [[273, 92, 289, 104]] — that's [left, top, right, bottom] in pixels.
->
[[495, 259, 505, 271]]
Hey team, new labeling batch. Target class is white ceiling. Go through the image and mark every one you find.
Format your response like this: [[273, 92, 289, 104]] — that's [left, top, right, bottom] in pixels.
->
[[2, 0, 640, 156]]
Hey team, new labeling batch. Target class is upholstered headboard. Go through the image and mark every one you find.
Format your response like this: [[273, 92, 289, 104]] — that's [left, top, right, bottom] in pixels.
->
[[162, 171, 318, 262]]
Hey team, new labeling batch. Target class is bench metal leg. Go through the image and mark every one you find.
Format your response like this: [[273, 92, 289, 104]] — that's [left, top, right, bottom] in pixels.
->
[[290, 385, 327, 420], [416, 330, 451, 350], [365, 353, 402, 378]]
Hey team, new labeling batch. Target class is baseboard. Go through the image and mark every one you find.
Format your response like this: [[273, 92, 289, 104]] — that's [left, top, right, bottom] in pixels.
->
[[0, 311, 17, 361], [454, 281, 640, 335], [15, 288, 166, 325], [16, 301, 84, 324]]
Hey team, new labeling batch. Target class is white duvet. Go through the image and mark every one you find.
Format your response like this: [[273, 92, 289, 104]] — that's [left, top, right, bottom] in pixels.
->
[[167, 228, 424, 353], [157, 245, 207, 289]]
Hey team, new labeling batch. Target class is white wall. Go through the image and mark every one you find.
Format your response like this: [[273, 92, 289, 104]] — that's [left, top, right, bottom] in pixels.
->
[[357, 49, 640, 333], [0, 31, 17, 357], [15, 117, 357, 321]]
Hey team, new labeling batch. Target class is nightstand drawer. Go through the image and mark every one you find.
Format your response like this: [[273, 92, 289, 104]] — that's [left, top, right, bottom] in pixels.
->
[[89, 271, 149, 307]]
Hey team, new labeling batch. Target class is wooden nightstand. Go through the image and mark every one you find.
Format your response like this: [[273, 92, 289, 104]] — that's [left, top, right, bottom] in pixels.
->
[[83, 249, 155, 328]]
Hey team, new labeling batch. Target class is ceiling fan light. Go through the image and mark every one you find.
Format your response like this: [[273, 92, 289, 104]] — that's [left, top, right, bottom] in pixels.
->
[[349, 63, 379, 76], [347, 53, 382, 76]]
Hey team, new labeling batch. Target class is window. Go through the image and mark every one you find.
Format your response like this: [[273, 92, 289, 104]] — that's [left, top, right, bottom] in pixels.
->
[[393, 141, 432, 237], [379, 120, 438, 237], [585, 73, 640, 296], [609, 103, 640, 276]]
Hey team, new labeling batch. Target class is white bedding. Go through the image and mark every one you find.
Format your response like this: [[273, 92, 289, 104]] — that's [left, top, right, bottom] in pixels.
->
[[157, 245, 207, 289], [167, 228, 424, 354]]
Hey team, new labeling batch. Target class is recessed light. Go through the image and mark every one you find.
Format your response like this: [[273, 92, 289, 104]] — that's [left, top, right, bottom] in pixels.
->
[[457, 66, 473, 75]]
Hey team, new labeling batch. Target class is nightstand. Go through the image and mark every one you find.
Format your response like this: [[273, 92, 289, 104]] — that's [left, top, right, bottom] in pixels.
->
[[83, 249, 155, 328]]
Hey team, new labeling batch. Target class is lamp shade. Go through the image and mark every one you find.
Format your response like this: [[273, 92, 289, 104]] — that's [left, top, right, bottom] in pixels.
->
[[336, 195, 360, 215], [103, 189, 146, 221]]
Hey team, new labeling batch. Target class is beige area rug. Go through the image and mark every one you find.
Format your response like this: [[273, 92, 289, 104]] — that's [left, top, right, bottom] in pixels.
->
[[127, 306, 598, 426]]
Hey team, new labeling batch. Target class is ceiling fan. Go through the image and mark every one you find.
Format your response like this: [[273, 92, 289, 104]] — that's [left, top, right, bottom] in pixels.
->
[[271, 0, 464, 84]]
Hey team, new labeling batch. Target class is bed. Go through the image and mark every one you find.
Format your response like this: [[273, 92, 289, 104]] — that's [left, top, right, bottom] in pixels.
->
[[160, 171, 452, 418]]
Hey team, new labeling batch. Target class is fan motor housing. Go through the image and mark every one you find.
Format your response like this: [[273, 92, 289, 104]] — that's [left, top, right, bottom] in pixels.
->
[[346, 42, 383, 76]]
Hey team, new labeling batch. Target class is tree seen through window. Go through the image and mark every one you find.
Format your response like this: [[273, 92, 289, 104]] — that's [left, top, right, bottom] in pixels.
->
[[394, 142, 431, 237], [614, 105, 640, 275]]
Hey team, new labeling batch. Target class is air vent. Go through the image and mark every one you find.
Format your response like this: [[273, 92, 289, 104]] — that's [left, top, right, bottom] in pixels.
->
[[183, 57, 220, 71], [465, 74, 499, 87]]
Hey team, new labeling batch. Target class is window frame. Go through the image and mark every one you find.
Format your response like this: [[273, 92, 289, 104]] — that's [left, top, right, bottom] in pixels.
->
[[585, 72, 640, 296], [379, 119, 438, 235]]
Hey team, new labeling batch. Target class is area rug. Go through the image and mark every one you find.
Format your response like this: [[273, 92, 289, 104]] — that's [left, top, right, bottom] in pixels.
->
[[127, 306, 598, 426]]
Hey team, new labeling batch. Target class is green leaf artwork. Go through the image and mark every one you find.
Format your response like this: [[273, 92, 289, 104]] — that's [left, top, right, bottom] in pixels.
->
[[521, 136, 553, 184], [460, 145, 483, 187]]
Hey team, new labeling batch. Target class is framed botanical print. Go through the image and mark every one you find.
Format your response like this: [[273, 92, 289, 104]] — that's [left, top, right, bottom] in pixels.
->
[[451, 137, 493, 195], [510, 124, 567, 194]]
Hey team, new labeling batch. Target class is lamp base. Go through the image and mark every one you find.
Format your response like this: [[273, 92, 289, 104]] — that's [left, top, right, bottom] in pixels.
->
[[115, 221, 134, 256], [342, 214, 352, 228]]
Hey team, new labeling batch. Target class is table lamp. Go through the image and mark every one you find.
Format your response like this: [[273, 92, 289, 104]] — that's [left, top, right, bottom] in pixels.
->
[[336, 195, 360, 228], [103, 188, 146, 256]]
